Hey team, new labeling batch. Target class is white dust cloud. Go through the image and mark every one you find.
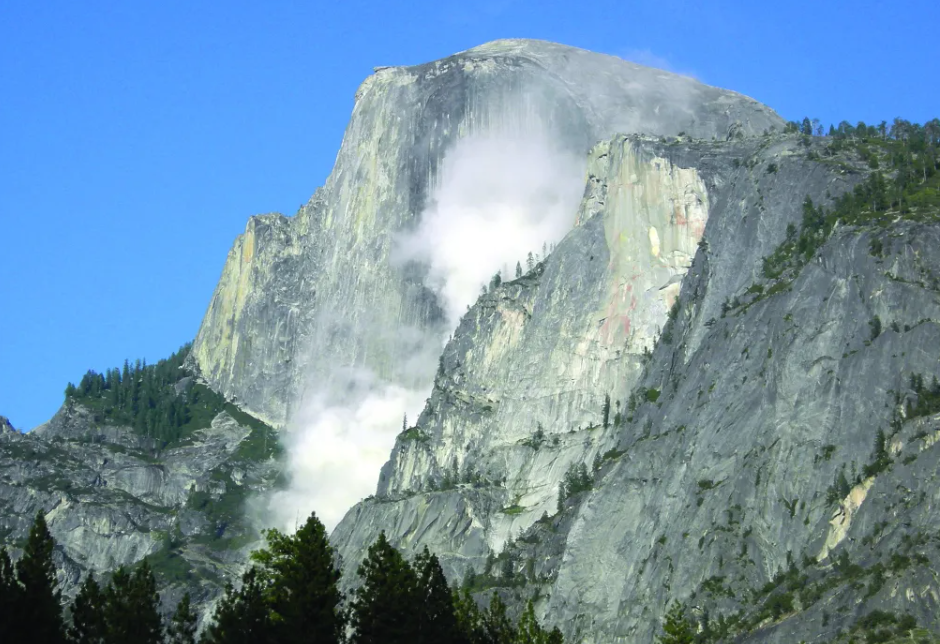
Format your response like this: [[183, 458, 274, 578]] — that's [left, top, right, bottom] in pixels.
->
[[395, 131, 586, 327], [267, 126, 586, 533], [266, 369, 428, 531]]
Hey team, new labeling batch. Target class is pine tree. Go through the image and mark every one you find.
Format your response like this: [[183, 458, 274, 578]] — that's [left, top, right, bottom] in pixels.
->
[[414, 547, 463, 644], [658, 602, 695, 644], [121, 360, 131, 406], [350, 531, 419, 644], [499, 550, 514, 581], [481, 592, 515, 644], [516, 601, 551, 644], [489, 272, 502, 292], [453, 588, 485, 644], [515, 262, 522, 279], [250, 512, 344, 644], [202, 568, 274, 644], [0, 547, 22, 643], [103, 562, 162, 644], [602, 394, 611, 428], [68, 575, 106, 644], [17, 511, 64, 644], [166, 593, 197, 644]]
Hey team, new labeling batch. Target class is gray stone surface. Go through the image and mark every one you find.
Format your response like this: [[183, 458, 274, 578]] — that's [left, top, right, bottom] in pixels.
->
[[189, 38, 783, 429], [5, 39, 937, 643], [333, 132, 940, 641], [0, 400, 280, 619]]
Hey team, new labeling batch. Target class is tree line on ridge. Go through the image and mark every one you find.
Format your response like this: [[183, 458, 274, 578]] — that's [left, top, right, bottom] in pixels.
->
[[0, 511, 563, 644]]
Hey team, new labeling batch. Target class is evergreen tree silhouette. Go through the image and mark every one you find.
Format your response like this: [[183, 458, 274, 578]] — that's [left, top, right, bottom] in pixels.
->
[[67, 575, 106, 644], [516, 600, 561, 644], [250, 512, 344, 644], [17, 511, 64, 644], [350, 531, 419, 644], [658, 602, 695, 644], [167, 592, 197, 644], [415, 547, 464, 644], [202, 567, 274, 644], [482, 592, 515, 644], [453, 587, 486, 644], [103, 562, 162, 644], [0, 547, 22, 643]]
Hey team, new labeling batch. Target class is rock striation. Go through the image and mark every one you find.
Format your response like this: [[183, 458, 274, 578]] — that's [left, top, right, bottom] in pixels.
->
[[188, 38, 782, 429], [0, 399, 280, 615], [334, 129, 940, 641], [6, 39, 938, 644]]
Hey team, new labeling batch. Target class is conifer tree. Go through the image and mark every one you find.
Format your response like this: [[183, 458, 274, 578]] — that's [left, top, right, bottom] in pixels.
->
[[414, 547, 463, 644], [0, 548, 22, 643], [68, 575, 106, 644], [800, 117, 813, 136], [453, 588, 486, 644], [516, 601, 550, 644], [250, 513, 344, 644], [167, 592, 197, 644], [515, 262, 522, 279], [350, 531, 419, 644], [103, 562, 162, 644], [17, 511, 64, 644], [658, 602, 695, 644], [202, 567, 273, 644], [482, 592, 515, 644]]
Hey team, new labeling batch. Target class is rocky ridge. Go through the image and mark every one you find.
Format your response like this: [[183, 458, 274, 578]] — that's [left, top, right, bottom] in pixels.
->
[[187, 38, 782, 429], [0, 396, 280, 614], [333, 130, 940, 642], [3, 39, 938, 644]]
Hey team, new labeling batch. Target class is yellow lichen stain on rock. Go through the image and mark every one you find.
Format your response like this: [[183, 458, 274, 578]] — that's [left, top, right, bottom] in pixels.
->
[[648, 226, 660, 257], [588, 138, 708, 351], [889, 436, 903, 455], [241, 226, 255, 265], [817, 476, 876, 561], [232, 230, 255, 316], [191, 217, 268, 386], [477, 302, 528, 374]]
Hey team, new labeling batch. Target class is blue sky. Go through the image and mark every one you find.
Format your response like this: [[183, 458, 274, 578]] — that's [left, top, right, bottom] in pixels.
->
[[1, 0, 937, 430]]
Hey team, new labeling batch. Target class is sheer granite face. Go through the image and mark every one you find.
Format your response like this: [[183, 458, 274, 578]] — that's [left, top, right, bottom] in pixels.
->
[[188, 39, 783, 430]]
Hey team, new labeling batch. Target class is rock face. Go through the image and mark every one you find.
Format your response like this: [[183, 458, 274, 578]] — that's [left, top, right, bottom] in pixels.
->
[[333, 135, 717, 569], [7, 38, 938, 644], [184, 39, 940, 641], [0, 399, 280, 615], [333, 131, 940, 641], [189, 38, 783, 428]]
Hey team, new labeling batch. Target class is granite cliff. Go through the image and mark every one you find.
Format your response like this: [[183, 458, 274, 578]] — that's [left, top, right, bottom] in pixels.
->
[[187, 38, 781, 431], [0, 390, 280, 615], [4, 39, 939, 643], [334, 130, 940, 641]]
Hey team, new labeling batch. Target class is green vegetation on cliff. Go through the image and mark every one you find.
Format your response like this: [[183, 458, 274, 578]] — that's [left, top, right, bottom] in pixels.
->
[[64, 343, 226, 445], [728, 116, 939, 315]]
